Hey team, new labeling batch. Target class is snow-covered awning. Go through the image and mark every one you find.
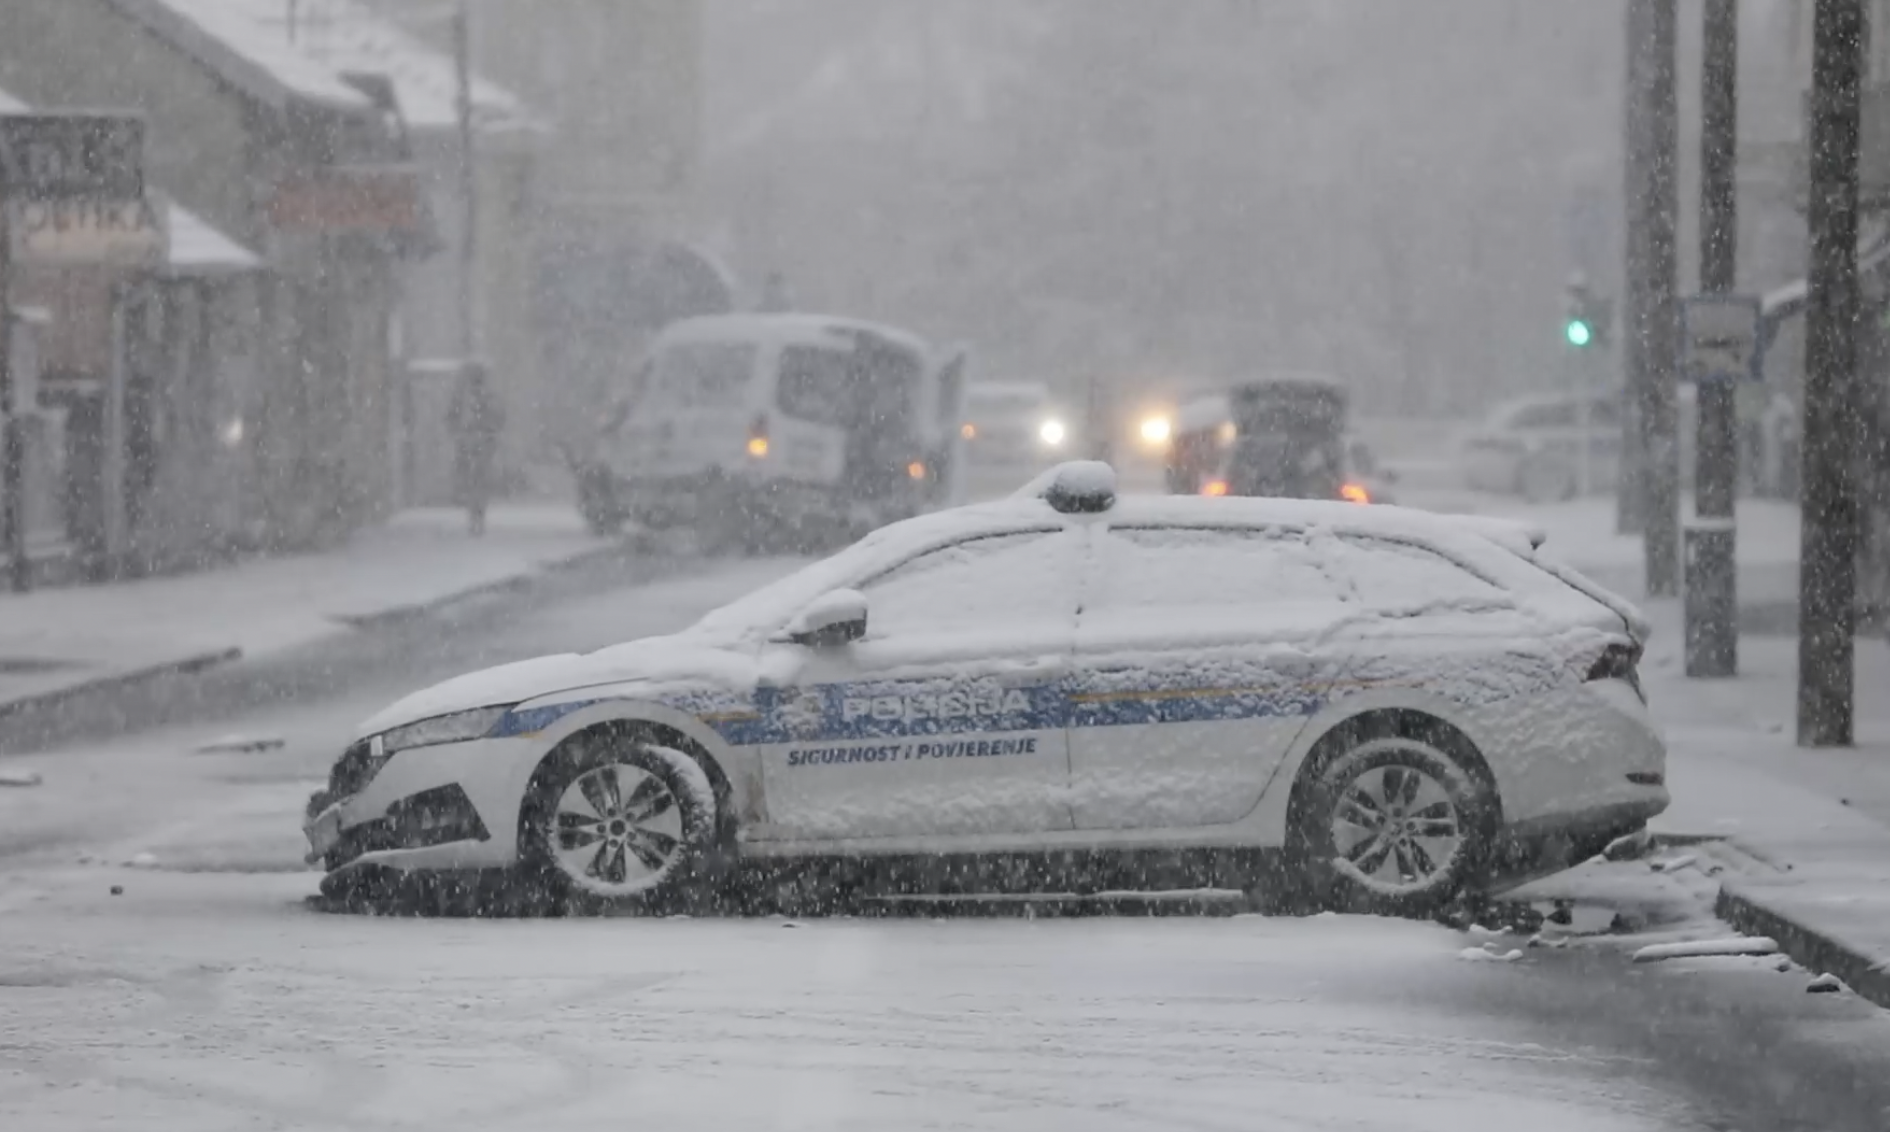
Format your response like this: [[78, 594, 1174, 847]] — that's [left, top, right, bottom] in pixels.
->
[[160, 201, 263, 278]]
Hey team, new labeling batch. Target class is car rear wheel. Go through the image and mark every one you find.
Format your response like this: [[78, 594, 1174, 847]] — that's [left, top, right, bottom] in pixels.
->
[[1293, 725, 1493, 918], [517, 730, 717, 914]]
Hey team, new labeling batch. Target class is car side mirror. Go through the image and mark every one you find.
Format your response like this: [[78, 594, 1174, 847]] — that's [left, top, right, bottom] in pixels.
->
[[784, 589, 868, 648]]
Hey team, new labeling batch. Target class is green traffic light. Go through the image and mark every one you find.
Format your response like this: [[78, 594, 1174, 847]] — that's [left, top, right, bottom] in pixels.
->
[[1565, 319, 1593, 347]]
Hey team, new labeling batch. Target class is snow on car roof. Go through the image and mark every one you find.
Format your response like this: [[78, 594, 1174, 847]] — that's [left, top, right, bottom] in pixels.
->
[[1176, 393, 1232, 432], [659, 313, 933, 358], [967, 381, 1052, 403], [692, 483, 1622, 640]]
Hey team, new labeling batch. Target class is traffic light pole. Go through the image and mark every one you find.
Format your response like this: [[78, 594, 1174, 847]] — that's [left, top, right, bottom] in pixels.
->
[[1684, 0, 1740, 677], [1799, 0, 1863, 747]]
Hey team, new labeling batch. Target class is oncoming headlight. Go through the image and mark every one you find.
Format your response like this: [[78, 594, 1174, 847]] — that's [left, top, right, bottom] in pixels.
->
[[379, 706, 514, 756], [1039, 418, 1067, 447]]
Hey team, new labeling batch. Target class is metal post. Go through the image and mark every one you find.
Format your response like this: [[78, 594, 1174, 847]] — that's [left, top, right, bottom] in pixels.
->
[[1799, 0, 1864, 747], [1620, 0, 1654, 536], [1685, 0, 1740, 676], [454, 0, 478, 364], [102, 284, 130, 578], [1641, 0, 1682, 596], [0, 197, 26, 592]]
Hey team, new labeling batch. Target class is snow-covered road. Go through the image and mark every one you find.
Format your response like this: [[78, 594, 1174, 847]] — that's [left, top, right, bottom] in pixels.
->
[[1, 871, 1702, 1132], [5, 550, 1890, 1130]]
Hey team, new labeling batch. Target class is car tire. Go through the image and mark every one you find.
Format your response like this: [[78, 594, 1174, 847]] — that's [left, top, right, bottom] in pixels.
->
[[516, 728, 719, 915], [1518, 457, 1577, 503], [1290, 719, 1494, 919]]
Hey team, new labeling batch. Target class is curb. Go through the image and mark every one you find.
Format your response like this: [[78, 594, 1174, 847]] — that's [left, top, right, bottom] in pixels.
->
[[1715, 883, 1890, 1010], [325, 540, 629, 632], [0, 647, 243, 721], [0, 538, 639, 722]]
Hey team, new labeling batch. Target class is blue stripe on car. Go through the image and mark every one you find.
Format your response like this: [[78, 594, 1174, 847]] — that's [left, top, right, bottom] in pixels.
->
[[488, 700, 602, 738]]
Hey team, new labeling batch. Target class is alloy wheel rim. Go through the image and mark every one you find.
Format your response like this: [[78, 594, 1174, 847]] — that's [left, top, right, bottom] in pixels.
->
[[551, 764, 684, 890], [1329, 761, 1462, 891]]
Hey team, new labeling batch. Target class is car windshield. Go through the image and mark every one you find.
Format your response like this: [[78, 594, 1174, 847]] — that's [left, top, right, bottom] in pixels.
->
[[15, 4, 1890, 1131]]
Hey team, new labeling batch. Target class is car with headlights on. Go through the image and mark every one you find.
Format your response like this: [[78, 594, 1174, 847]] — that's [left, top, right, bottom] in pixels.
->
[[306, 461, 1666, 917]]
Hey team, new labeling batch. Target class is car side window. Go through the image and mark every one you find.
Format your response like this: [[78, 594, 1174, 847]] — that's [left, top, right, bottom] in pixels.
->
[[859, 530, 1071, 637], [1322, 535, 1514, 615], [1094, 526, 1345, 611]]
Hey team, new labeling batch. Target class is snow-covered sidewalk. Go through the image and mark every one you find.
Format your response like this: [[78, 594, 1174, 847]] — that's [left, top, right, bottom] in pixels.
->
[[0, 504, 612, 717], [1639, 599, 1890, 1008]]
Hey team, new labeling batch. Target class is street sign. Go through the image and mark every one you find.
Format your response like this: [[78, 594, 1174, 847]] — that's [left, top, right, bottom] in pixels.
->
[[0, 113, 145, 200], [267, 166, 424, 232], [8, 196, 166, 266], [1680, 293, 1763, 383]]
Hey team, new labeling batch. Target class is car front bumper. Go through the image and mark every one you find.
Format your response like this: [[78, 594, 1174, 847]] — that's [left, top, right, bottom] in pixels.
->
[[305, 734, 547, 876]]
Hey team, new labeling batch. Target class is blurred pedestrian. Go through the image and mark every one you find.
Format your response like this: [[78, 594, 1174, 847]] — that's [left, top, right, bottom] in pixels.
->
[[757, 270, 794, 313], [448, 361, 505, 537]]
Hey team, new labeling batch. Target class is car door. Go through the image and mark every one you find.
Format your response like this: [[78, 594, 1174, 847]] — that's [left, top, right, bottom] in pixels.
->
[[754, 526, 1080, 842], [1310, 531, 1547, 702], [1065, 523, 1359, 831]]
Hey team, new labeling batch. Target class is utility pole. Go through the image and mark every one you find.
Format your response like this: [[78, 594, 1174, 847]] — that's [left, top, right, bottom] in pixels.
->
[[0, 193, 24, 593], [1684, 0, 1740, 676], [1621, 0, 1683, 592], [1620, 0, 1649, 536], [1799, 0, 1864, 747], [453, 0, 479, 364]]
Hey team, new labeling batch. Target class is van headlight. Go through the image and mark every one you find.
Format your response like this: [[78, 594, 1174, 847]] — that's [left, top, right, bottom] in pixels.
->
[[378, 706, 513, 756]]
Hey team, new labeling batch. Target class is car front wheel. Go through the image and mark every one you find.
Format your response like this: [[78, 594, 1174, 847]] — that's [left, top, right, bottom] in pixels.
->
[[1294, 726, 1493, 918], [517, 730, 718, 914]]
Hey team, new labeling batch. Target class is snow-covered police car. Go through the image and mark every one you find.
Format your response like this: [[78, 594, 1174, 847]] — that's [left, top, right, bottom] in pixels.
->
[[305, 462, 1667, 916]]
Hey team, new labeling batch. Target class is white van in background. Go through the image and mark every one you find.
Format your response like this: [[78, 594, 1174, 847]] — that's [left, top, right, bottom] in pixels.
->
[[574, 314, 968, 551]]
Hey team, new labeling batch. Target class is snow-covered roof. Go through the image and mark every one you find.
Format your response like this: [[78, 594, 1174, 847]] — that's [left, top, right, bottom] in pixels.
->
[[105, 0, 531, 133], [107, 0, 372, 112]]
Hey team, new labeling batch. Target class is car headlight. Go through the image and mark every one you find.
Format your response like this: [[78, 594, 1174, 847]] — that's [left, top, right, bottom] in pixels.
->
[[378, 706, 514, 756], [1039, 418, 1067, 446]]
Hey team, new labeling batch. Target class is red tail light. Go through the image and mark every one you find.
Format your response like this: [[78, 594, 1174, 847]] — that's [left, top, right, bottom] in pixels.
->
[[1586, 642, 1644, 701]]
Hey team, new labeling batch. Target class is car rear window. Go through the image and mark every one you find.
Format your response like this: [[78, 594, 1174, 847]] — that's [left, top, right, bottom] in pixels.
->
[[778, 345, 854, 425]]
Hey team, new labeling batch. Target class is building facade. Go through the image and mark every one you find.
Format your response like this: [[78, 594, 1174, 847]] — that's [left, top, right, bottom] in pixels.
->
[[368, 0, 725, 456]]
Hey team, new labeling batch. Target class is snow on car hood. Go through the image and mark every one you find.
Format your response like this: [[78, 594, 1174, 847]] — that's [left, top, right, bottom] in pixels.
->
[[352, 631, 760, 740]]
